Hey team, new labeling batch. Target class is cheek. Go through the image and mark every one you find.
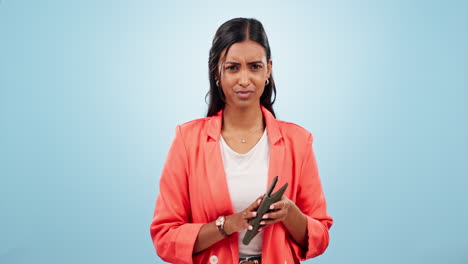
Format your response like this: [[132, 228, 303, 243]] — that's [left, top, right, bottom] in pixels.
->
[[220, 77, 236, 91], [253, 77, 267, 89], [221, 73, 244, 87], [257, 87, 265, 96], [253, 73, 267, 83]]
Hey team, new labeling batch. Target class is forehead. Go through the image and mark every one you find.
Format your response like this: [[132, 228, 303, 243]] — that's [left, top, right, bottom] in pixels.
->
[[223, 40, 266, 62]]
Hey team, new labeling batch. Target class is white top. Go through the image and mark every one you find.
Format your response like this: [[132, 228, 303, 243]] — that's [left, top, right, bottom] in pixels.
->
[[219, 129, 269, 258]]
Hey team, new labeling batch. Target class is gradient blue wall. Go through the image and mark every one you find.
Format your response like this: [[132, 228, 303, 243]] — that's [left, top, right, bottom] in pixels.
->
[[1, 0, 467, 263]]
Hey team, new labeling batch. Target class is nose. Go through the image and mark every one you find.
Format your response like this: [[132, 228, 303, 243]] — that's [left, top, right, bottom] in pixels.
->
[[238, 69, 251, 87]]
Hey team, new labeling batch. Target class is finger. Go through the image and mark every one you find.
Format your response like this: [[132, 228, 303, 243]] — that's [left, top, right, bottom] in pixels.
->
[[261, 210, 286, 221], [243, 221, 253, 230], [259, 219, 282, 226], [269, 199, 288, 210], [256, 194, 266, 205], [242, 210, 257, 219], [248, 194, 265, 211]]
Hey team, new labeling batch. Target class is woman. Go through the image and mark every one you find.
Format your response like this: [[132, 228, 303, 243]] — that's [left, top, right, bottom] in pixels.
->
[[150, 18, 333, 264]]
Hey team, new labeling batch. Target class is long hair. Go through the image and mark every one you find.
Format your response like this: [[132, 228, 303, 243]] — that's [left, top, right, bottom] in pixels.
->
[[205, 18, 277, 117]]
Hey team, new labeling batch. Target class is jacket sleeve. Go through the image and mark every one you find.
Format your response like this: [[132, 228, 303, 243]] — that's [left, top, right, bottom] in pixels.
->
[[149, 125, 204, 264], [290, 133, 333, 260]]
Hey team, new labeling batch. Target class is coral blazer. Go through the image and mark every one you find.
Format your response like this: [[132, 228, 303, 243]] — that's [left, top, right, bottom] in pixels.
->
[[150, 106, 333, 264]]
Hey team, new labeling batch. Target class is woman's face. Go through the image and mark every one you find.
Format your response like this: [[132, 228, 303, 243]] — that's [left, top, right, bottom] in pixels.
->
[[218, 40, 272, 110]]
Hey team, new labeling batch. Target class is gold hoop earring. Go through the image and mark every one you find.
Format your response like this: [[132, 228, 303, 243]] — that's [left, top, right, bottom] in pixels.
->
[[265, 79, 269, 85], [216, 80, 220, 87]]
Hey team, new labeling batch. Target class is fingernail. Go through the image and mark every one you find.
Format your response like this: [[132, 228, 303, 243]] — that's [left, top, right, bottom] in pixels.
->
[[252, 212, 257, 217], [259, 228, 263, 232], [269, 205, 274, 210], [258, 199, 261, 204], [260, 221, 265, 225], [248, 225, 253, 230], [262, 214, 268, 219]]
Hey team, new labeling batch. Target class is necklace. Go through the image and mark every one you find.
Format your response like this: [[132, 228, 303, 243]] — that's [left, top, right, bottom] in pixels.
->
[[238, 127, 263, 143]]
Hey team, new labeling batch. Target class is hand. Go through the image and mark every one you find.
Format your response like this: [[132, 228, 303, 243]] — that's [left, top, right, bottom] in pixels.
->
[[224, 194, 264, 235], [258, 195, 292, 231]]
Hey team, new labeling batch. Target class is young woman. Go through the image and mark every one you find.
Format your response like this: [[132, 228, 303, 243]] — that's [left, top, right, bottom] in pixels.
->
[[150, 18, 333, 264]]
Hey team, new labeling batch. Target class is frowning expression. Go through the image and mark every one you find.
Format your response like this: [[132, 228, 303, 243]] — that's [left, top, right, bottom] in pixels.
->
[[217, 40, 272, 109]]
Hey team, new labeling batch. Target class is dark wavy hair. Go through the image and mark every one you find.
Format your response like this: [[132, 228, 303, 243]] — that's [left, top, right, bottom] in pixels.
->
[[205, 18, 276, 117]]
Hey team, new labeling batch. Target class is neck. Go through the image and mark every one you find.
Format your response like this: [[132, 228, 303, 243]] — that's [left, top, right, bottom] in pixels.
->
[[222, 104, 264, 132]]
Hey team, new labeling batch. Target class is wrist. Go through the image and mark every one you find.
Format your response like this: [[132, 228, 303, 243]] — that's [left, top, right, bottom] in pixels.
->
[[215, 216, 231, 237], [283, 201, 300, 224], [223, 215, 234, 236]]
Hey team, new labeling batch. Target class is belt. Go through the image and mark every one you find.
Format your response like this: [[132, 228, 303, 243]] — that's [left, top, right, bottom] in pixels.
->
[[239, 256, 262, 264]]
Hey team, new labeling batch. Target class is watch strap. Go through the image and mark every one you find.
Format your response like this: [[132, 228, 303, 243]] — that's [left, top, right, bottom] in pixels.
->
[[216, 216, 230, 237], [217, 224, 230, 237]]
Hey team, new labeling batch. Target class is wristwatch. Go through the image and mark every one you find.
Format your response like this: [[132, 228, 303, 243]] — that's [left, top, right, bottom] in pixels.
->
[[215, 216, 230, 237]]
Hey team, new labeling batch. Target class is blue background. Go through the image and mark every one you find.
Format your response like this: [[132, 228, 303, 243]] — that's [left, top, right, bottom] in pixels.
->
[[1, 0, 467, 263]]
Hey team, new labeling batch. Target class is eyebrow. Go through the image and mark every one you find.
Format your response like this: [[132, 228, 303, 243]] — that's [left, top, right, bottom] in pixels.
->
[[225, 60, 264, 65]]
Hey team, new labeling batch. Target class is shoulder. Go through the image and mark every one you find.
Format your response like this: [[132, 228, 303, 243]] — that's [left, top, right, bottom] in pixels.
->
[[178, 116, 211, 132], [276, 119, 314, 144], [173, 116, 215, 144]]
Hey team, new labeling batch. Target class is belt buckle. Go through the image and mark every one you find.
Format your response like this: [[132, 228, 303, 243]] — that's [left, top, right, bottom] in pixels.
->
[[239, 256, 260, 264], [239, 260, 259, 264]]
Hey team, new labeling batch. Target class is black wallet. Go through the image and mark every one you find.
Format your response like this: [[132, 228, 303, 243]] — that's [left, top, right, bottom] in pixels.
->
[[242, 176, 288, 245]]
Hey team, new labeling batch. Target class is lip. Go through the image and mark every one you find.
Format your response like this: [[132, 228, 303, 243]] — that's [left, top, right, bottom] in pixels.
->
[[235, 90, 253, 99]]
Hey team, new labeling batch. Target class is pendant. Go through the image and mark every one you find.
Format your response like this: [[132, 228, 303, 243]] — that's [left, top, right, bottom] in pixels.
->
[[241, 139, 246, 143]]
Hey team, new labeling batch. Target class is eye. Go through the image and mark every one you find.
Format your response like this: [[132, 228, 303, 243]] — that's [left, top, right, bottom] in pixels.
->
[[226, 65, 238, 71], [251, 64, 263, 70]]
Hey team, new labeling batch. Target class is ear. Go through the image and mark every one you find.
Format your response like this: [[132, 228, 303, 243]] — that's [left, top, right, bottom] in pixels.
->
[[267, 59, 273, 78]]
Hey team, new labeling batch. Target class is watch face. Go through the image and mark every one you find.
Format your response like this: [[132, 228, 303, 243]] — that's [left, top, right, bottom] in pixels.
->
[[216, 216, 224, 226]]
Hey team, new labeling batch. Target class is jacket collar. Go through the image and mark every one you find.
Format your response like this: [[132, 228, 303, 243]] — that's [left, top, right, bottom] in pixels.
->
[[206, 105, 282, 145]]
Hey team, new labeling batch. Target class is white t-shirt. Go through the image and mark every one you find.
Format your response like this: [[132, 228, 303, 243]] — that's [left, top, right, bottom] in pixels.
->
[[219, 129, 269, 258]]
